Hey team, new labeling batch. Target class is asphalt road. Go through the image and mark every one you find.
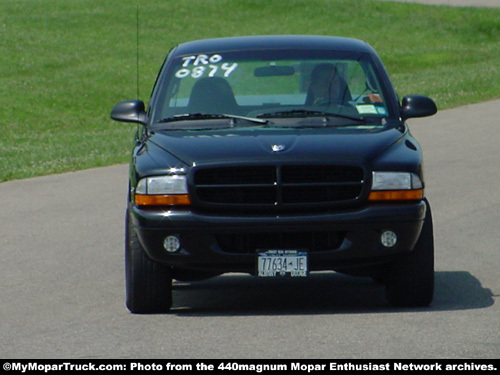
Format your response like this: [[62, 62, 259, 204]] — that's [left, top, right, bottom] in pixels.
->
[[378, 0, 500, 7], [1, 96, 499, 359]]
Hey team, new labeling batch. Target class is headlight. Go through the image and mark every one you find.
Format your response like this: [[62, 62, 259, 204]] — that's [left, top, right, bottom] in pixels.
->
[[135, 175, 191, 206], [136, 175, 188, 195], [369, 172, 423, 201], [371, 172, 422, 190]]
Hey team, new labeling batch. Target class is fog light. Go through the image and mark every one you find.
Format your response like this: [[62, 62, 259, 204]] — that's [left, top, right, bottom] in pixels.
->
[[163, 235, 181, 253], [381, 231, 397, 248]]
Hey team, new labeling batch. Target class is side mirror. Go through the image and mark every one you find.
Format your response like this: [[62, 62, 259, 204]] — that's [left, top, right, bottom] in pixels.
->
[[400, 95, 437, 121], [110, 100, 148, 125]]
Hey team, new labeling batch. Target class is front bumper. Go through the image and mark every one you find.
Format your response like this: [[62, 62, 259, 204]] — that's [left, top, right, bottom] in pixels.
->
[[130, 201, 426, 274]]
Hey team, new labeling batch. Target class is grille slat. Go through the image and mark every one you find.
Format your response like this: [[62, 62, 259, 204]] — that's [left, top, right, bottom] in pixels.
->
[[194, 165, 364, 210], [195, 167, 276, 185], [197, 186, 276, 204], [216, 231, 345, 254], [282, 165, 363, 183], [283, 184, 363, 203]]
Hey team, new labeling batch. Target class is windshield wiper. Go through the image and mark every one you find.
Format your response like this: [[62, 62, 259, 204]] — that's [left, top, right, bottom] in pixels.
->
[[158, 113, 268, 125], [256, 109, 366, 124]]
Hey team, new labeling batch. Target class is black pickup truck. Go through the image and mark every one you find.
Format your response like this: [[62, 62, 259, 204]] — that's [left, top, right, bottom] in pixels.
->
[[111, 35, 437, 313]]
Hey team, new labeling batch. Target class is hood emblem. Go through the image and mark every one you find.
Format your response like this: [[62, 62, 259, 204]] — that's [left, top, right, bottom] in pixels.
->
[[271, 144, 286, 153]]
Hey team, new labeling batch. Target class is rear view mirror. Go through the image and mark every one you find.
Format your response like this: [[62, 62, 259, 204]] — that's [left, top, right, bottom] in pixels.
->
[[254, 66, 295, 77], [111, 100, 147, 125], [400, 95, 437, 120]]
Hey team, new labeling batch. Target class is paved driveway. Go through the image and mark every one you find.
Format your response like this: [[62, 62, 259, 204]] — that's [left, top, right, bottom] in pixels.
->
[[1, 99, 499, 358]]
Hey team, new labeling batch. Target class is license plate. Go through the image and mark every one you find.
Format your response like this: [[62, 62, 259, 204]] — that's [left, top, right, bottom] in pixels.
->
[[257, 250, 308, 277]]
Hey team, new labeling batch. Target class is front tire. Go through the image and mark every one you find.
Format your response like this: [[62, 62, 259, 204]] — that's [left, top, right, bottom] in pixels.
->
[[125, 211, 173, 314], [385, 199, 434, 307]]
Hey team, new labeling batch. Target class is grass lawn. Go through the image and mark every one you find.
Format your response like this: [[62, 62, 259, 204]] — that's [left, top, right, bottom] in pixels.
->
[[1, 0, 499, 182]]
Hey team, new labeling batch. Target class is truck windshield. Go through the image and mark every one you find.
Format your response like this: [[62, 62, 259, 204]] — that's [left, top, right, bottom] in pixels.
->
[[151, 49, 391, 126]]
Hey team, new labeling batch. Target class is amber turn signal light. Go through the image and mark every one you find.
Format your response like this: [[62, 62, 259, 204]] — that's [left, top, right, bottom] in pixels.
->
[[135, 194, 191, 206], [368, 189, 423, 201]]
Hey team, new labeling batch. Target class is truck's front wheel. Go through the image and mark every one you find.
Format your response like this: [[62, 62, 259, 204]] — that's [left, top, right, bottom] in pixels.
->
[[125, 211, 173, 314], [385, 199, 434, 307]]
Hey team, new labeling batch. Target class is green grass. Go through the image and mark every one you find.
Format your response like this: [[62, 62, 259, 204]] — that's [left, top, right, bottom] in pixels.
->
[[1, 0, 499, 182]]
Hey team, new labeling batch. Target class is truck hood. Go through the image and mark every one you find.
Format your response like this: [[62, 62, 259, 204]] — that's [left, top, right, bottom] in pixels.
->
[[148, 127, 404, 167]]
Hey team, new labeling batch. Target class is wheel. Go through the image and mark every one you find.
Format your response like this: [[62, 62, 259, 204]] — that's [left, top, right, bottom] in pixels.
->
[[125, 210, 173, 314], [385, 199, 434, 307]]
